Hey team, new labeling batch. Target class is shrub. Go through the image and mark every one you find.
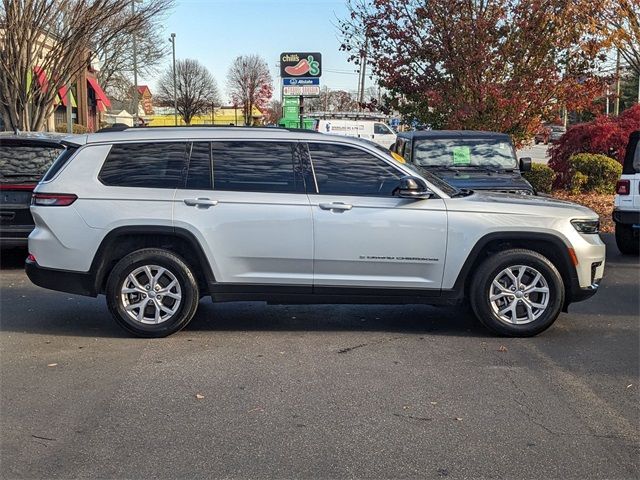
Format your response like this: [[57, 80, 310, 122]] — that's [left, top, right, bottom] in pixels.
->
[[523, 163, 556, 193], [549, 104, 640, 188], [568, 153, 622, 194], [54, 123, 89, 134]]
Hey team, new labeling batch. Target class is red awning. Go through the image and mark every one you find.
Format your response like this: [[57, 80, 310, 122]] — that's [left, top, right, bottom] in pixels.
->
[[86, 76, 111, 109], [33, 66, 48, 91]]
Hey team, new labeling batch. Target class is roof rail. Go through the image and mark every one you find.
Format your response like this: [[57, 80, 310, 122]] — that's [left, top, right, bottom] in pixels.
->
[[95, 125, 321, 133]]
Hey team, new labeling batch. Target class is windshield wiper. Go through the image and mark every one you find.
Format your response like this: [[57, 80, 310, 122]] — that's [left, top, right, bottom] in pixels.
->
[[451, 188, 473, 198]]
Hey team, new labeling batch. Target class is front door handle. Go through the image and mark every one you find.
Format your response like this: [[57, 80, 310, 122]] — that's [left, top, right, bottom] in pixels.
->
[[319, 202, 353, 211], [183, 198, 218, 208]]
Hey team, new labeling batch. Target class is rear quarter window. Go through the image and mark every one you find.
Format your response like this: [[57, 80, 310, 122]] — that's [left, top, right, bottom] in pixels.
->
[[99, 142, 188, 188]]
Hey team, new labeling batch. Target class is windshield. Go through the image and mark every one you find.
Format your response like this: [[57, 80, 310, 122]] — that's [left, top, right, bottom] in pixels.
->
[[0, 144, 64, 183], [413, 138, 517, 170]]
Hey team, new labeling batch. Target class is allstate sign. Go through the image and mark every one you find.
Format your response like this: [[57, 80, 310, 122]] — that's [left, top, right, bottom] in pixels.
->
[[283, 78, 320, 86]]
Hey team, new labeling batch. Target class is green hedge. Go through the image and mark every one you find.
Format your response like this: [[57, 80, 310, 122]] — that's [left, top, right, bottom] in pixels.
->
[[54, 123, 89, 134], [569, 153, 622, 194], [523, 163, 556, 193]]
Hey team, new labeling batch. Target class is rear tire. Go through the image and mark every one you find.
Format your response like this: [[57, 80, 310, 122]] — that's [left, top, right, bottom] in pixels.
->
[[469, 249, 564, 337], [106, 248, 200, 337], [615, 223, 639, 255]]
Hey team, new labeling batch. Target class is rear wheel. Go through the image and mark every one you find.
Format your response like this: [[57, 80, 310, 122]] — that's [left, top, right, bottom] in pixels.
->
[[106, 248, 200, 337], [615, 223, 639, 255], [469, 249, 564, 337]]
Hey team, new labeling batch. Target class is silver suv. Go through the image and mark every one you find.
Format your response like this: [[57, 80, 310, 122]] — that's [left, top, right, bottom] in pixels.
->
[[26, 127, 605, 337]]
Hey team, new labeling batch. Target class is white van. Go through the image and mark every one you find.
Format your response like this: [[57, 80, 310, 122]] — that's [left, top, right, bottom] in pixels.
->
[[317, 119, 397, 149]]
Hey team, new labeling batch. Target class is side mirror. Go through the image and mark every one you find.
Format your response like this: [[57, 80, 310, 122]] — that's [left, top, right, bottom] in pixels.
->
[[393, 176, 433, 199], [519, 157, 532, 172]]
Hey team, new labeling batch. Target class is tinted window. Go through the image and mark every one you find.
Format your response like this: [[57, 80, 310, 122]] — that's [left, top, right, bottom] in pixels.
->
[[100, 142, 187, 188], [42, 146, 77, 182], [185, 142, 212, 190], [211, 141, 304, 193], [308, 143, 401, 196]]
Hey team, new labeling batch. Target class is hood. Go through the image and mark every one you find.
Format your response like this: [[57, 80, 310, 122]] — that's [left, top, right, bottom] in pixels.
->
[[449, 190, 598, 218], [432, 169, 533, 192]]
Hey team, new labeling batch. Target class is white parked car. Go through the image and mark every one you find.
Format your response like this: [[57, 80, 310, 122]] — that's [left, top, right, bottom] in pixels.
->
[[613, 130, 640, 255], [26, 127, 605, 337], [317, 119, 397, 149]]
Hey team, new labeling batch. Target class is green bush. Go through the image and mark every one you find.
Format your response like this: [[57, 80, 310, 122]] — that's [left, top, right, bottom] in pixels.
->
[[568, 153, 622, 194], [523, 163, 556, 193], [54, 123, 89, 134]]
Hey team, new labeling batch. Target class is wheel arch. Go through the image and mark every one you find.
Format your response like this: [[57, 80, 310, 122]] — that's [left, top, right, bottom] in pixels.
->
[[90, 226, 215, 295], [452, 232, 579, 310]]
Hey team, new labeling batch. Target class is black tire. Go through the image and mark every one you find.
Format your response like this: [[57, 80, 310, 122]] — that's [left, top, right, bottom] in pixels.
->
[[469, 249, 564, 337], [615, 223, 639, 255], [106, 248, 200, 337]]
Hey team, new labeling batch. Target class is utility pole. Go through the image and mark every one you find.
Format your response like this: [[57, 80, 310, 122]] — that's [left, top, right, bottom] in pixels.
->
[[606, 84, 610, 116], [131, 0, 139, 126], [615, 49, 621, 116], [66, 83, 72, 134], [170, 33, 177, 126], [357, 37, 368, 111]]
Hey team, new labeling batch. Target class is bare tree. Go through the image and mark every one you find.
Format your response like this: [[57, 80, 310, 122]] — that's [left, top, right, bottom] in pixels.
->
[[97, 1, 174, 98], [227, 54, 273, 126], [263, 99, 282, 125], [0, 0, 172, 132], [306, 87, 358, 112], [157, 59, 220, 125], [603, 0, 640, 74]]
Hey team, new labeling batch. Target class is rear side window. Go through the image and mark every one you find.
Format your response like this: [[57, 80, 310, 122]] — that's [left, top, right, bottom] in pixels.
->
[[42, 146, 77, 182], [99, 142, 188, 188], [307, 143, 401, 196], [211, 141, 304, 193]]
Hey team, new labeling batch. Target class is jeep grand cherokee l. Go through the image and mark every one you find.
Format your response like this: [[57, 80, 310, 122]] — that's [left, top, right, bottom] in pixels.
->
[[26, 127, 605, 337]]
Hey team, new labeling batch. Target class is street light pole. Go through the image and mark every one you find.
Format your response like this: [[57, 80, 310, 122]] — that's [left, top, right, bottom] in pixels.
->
[[131, 0, 139, 125], [170, 33, 177, 126]]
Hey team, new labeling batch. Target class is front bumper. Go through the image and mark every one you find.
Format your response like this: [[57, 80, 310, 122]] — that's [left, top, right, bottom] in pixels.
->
[[613, 209, 640, 226], [25, 258, 97, 297]]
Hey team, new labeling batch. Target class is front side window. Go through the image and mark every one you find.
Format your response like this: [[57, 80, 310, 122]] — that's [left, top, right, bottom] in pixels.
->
[[374, 123, 393, 135], [99, 142, 188, 188], [211, 141, 304, 193], [413, 138, 517, 170], [307, 142, 402, 196]]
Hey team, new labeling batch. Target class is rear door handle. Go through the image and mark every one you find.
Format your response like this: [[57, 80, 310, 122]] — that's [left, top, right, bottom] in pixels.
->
[[183, 198, 218, 208], [319, 202, 352, 211]]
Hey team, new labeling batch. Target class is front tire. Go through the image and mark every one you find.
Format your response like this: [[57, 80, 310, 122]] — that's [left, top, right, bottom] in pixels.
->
[[469, 249, 564, 337], [615, 223, 639, 255], [106, 248, 200, 337]]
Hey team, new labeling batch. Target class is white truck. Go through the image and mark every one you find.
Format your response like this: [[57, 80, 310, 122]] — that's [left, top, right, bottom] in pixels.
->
[[317, 119, 397, 149]]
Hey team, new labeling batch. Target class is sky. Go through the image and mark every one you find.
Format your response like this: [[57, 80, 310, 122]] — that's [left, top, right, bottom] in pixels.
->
[[141, 0, 372, 103]]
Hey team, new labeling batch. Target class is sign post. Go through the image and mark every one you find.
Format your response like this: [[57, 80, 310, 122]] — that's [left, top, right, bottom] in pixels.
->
[[280, 52, 322, 128]]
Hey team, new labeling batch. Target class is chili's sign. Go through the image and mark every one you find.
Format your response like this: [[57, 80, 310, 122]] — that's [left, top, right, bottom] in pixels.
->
[[280, 52, 322, 78]]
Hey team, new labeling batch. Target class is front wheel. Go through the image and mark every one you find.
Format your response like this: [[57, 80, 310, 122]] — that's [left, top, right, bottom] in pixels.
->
[[469, 249, 565, 337], [106, 248, 200, 337]]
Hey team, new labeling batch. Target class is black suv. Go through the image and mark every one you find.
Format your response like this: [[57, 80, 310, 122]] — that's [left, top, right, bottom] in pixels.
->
[[0, 134, 71, 247], [391, 130, 534, 194]]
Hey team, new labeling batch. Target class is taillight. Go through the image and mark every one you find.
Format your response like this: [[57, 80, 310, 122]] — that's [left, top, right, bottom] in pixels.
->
[[31, 193, 77, 206], [616, 180, 630, 195], [27, 254, 36, 262]]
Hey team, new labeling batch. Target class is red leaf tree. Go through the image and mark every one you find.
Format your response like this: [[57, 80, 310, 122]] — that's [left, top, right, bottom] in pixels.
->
[[339, 0, 610, 146], [549, 104, 640, 188]]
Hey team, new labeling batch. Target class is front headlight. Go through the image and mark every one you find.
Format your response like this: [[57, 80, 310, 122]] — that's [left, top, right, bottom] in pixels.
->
[[571, 219, 600, 234]]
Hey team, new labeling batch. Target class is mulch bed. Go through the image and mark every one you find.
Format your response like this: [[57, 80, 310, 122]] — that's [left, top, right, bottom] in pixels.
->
[[551, 191, 615, 233]]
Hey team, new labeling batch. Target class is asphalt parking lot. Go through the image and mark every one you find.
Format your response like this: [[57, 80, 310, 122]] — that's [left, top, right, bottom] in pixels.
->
[[1, 235, 638, 480]]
